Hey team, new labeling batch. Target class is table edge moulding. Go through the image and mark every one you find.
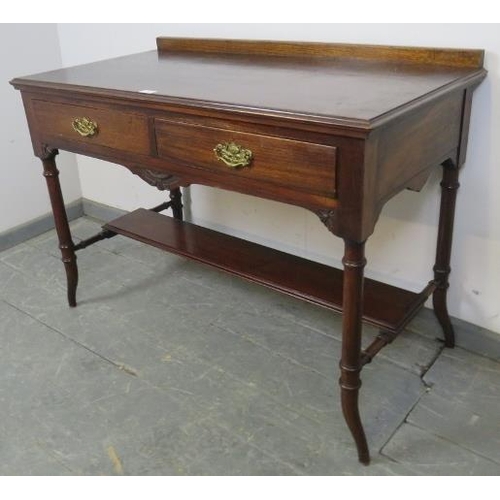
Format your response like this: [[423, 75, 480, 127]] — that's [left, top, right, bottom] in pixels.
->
[[10, 37, 487, 465]]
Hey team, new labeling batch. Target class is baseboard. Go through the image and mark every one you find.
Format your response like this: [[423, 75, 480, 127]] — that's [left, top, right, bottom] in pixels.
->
[[0, 199, 84, 252], [81, 198, 128, 222], [2, 197, 499, 362], [407, 308, 500, 363], [458, 318, 500, 363], [454, 319, 500, 363], [0, 199, 130, 253]]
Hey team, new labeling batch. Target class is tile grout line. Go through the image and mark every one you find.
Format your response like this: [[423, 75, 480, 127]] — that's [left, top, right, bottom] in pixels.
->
[[403, 421, 500, 467], [2, 298, 140, 379], [215, 322, 336, 380], [377, 339, 499, 465], [377, 343, 447, 460], [378, 388, 430, 463], [419, 343, 446, 381]]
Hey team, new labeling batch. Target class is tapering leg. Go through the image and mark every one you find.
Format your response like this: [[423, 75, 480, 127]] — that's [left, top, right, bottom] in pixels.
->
[[340, 239, 370, 465], [169, 187, 183, 221], [432, 160, 459, 348], [41, 151, 78, 307]]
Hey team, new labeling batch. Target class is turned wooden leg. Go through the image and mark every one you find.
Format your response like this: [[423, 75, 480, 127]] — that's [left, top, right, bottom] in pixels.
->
[[169, 187, 183, 221], [340, 239, 370, 465], [41, 150, 78, 307], [432, 160, 459, 348]]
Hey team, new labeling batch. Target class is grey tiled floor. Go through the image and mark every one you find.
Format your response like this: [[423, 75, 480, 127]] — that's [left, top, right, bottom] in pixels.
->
[[1, 216, 499, 475]]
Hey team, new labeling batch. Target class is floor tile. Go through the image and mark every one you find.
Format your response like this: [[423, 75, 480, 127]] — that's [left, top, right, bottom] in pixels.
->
[[1, 216, 499, 475], [382, 423, 500, 475], [408, 348, 500, 464]]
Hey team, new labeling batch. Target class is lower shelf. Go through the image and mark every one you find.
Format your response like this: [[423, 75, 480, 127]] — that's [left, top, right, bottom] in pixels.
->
[[104, 208, 432, 333]]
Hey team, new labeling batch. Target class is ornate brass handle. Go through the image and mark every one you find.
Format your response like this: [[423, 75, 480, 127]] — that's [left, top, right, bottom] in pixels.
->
[[213, 141, 253, 168], [72, 117, 98, 137]]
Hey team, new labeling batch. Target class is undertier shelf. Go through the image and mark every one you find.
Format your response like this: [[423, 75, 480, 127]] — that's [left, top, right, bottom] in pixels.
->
[[104, 209, 430, 333]]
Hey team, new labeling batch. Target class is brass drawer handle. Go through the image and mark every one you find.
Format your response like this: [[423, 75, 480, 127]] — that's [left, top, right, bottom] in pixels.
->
[[214, 141, 253, 168], [72, 117, 98, 137]]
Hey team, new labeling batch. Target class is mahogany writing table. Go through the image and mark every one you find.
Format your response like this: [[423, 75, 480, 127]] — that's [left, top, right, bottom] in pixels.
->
[[10, 38, 486, 464]]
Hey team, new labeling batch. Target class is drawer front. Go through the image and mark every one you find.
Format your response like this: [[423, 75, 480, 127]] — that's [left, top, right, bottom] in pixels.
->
[[32, 100, 150, 155], [155, 119, 337, 197]]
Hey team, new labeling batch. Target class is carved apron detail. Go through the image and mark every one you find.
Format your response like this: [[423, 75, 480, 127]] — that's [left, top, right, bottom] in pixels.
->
[[315, 209, 335, 232], [129, 167, 180, 191]]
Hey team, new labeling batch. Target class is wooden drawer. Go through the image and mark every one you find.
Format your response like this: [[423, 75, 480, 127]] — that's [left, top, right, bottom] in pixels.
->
[[31, 100, 150, 155], [155, 119, 337, 197]]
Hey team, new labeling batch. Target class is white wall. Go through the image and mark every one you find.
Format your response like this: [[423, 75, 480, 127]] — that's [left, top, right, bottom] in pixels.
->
[[1, 24, 81, 234], [56, 24, 500, 334]]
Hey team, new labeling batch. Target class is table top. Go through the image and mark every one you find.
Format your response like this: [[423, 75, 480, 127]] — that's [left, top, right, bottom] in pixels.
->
[[11, 38, 486, 129]]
